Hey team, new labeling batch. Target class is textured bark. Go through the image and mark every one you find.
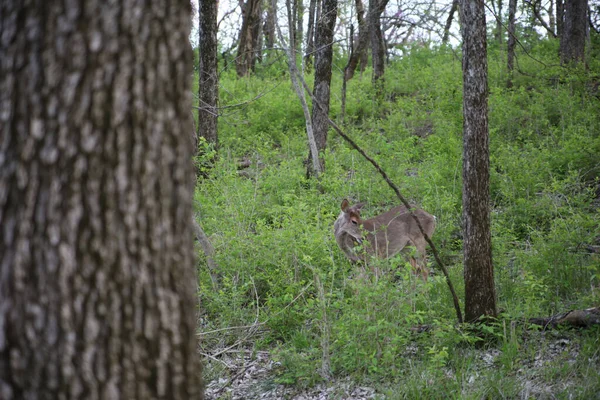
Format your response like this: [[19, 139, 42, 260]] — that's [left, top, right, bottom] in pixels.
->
[[0, 1, 203, 399], [369, 0, 390, 83], [345, 0, 370, 80], [236, 0, 263, 76], [459, 0, 498, 322], [507, 0, 517, 88], [309, 0, 338, 176], [560, 0, 588, 64], [199, 0, 219, 146]]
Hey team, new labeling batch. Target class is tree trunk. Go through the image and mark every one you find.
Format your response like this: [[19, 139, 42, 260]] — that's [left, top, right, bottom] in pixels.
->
[[560, 0, 588, 64], [279, 0, 323, 177], [264, 0, 277, 55], [459, 0, 498, 322], [309, 0, 338, 176], [556, 0, 564, 37], [495, 0, 504, 44], [296, 0, 305, 67], [345, 0, 370, 80], [199, 0, 219, 146], [507, 0, 517, 88], [442, 0, 459, 45], [236, 0, 263, 76], [549, 0, 556, 32], [370, 0, 390, 83], [0, 1, 203, 398], [305, 0, 318, 69]]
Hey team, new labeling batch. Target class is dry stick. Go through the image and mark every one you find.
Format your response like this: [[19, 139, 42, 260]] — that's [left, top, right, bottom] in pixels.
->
[[295, 74, 464, 323]]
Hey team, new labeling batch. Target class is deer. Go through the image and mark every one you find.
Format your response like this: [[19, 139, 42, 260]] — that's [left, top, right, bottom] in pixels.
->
[[334, 199, 436, 280]]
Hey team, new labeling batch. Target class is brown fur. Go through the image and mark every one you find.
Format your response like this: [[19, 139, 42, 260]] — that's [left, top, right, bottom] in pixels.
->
[[334, 199, 436, 280]]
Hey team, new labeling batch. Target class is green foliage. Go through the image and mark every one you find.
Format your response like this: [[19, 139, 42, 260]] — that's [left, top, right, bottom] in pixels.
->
[[196, 38, 600, 395]]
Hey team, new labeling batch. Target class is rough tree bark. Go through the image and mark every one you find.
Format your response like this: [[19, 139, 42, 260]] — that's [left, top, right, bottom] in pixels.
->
[[507, 0, 517, 88], [369, 0, 390, 83], [560, 0, 588, 64], [459, 0, 498, 322], [199, 0, 219, 146], [0, 1, 203, 398], [309, 0, 338, 176], [236, 0, 263, 76]]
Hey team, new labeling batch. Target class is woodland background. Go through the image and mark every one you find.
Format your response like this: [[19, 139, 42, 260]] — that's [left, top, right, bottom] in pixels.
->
[[195, 0, 600, 398], [1, 0, 599, 399]]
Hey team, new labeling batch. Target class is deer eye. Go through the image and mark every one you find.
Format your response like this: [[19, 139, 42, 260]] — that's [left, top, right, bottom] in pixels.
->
[[351, 220, 358, 225]]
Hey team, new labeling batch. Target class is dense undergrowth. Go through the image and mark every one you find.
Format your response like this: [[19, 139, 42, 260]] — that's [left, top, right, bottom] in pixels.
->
[[195, 39, 600, 397]]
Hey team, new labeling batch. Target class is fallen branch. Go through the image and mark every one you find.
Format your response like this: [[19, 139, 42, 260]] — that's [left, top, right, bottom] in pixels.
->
[[528, 307, 600, 329]]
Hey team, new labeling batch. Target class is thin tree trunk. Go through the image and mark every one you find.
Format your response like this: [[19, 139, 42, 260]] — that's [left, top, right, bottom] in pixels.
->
[[459, 0, 498, 322], [495, 0, 504, 43], [370, 0, 390, 83], [345, 0, 370, 80], [279, 0, 322, 177], [199, 0, 219, 146], [236, 0, 263, 76], [0, 0, 203, 398], [305, 0, 318, 69], [296, 0, 305, 60], [557, 0, 564, 37], [549, 0, 556, 32], [341, 24, 354, 123], [507, 0, 517, 88], [442, 0, 459, 45], [357, 0, 369, 73], [309, 0, 338, 177], [264, 0, 277, 55]]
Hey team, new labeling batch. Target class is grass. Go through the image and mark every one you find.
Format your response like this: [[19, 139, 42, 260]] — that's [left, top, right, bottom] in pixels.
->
[[196, 42, 600, 397]]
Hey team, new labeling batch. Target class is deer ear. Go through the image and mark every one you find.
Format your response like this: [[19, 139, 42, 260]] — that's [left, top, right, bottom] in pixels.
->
[[340, 199, 350, 211]]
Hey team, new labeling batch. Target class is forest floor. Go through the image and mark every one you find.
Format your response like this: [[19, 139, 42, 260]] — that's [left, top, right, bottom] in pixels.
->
[[204, 329, 596, 399]]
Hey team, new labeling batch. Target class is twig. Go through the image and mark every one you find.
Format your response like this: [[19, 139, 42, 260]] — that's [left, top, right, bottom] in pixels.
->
[[199, 350, 233, 369], [212, 360, 257, 396], [198, 282, 313, 337]]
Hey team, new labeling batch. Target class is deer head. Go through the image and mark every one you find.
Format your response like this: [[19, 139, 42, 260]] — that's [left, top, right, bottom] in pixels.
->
[[333, 199, 436, 279]]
